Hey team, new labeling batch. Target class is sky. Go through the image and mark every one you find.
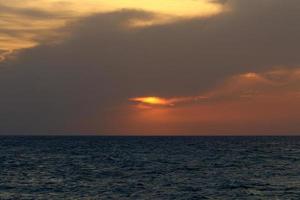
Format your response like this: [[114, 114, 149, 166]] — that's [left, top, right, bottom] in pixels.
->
[[0, 0, 300, 135]]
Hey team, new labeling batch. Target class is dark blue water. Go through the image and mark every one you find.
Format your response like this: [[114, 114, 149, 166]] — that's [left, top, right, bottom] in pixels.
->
[[0, 136, 300, 199]]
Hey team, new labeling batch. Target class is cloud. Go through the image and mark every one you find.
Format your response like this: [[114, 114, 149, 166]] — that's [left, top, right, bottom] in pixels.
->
[[0, 3, 63, 19], [0, 1, 71, 60], [129, 68, 300, 107], [0, 0, 300, 134], [0, 0, 224, 61]]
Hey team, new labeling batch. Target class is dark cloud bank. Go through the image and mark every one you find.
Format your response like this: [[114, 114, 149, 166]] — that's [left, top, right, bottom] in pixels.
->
[[0, 0, 300, 134]]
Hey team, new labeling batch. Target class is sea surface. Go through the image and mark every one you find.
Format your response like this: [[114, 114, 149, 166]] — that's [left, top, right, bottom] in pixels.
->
[[0, 136, 300, 199]]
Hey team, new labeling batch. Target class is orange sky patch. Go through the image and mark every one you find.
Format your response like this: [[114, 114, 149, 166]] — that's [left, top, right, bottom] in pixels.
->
[[115, 68, 300, 135]]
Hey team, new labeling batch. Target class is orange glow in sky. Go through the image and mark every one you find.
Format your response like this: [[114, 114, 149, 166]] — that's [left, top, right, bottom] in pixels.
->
[[130, 96, 173, 106], [243, 72, 259, 79]]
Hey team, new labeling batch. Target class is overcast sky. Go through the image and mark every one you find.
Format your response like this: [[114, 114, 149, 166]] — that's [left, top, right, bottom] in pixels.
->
[[0, 0, 300, 135]]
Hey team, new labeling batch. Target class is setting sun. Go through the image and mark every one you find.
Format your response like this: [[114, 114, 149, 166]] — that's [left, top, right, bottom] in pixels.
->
[[130, 97, 173, 106]]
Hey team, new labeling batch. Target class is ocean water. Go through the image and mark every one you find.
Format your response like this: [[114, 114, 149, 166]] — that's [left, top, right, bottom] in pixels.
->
[[0, 136, 300, 200]]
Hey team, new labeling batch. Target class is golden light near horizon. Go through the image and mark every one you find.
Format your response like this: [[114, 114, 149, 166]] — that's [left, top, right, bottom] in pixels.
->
[[130, 97, 173, 106], [123, 68, 300, 135], [243, 72, 259, 79], [0, 0, 224, 61]]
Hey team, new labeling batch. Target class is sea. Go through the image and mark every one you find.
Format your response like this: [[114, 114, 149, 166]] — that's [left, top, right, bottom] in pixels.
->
[[0, 136, 299, 199]]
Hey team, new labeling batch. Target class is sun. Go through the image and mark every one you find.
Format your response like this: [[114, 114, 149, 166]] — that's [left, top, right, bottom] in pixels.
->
[[130, 96, 172, 106]]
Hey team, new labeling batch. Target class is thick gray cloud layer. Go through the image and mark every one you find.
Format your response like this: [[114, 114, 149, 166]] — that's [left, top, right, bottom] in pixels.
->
[[0, 0, 300, 133]]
